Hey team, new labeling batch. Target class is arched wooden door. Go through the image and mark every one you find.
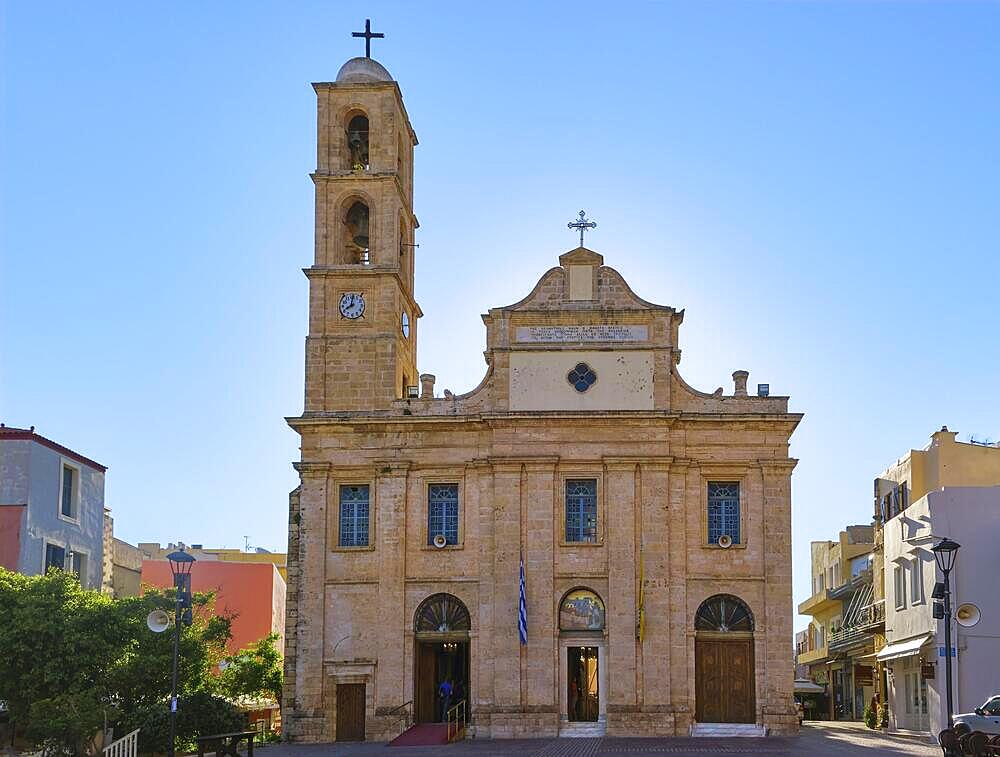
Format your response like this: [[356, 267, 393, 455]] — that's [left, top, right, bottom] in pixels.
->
[[694, 594, 755, 724], [413, 593, 471, 724]]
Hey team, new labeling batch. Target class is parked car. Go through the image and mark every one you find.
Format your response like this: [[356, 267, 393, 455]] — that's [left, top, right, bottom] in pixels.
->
[[954, 695, 1000, 736]]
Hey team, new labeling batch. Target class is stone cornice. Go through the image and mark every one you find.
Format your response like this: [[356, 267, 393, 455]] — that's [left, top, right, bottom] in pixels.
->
[[756, 458, 799, 473], [373, 460, 411, 475], [293, 461, 331, 478], [288, 411, 802, 429], [602, 457, 639, 471]]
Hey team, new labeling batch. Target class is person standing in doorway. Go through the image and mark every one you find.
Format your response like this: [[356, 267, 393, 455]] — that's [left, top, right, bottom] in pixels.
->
[[569, 677, 579, 721], [438, 678, 454, 722]]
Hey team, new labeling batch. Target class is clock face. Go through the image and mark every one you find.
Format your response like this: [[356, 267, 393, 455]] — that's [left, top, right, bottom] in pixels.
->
[[401, 311, 410, 338], [339, 292, 365, 319]]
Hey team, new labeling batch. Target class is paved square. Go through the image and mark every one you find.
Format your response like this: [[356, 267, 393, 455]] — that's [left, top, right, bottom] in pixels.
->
[[263, 723, 940, 756]]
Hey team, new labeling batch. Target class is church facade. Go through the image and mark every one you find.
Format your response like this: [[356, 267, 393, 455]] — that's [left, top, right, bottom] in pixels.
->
[[282, 52, 802, 742]]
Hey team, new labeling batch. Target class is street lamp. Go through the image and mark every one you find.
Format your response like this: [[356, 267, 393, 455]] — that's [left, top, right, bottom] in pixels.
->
[[165, 549, 196, 757], [931, 538, 960, 729]]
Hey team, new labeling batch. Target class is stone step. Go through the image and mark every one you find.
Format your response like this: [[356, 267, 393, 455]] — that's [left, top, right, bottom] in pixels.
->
[[690, 723, 768, 737], [560, 721, 607, 738]]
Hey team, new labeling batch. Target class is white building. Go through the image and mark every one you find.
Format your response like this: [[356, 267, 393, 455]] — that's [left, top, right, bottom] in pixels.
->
[[877, 436, 1000, 736]]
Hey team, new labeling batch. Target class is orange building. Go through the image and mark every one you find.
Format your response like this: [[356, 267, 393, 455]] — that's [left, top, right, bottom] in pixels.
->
[[141, 559, 286, 654]]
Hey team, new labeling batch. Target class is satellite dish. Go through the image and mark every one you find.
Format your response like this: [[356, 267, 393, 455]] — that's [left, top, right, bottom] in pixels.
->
[[956, 603, 981, 628], [146, 609, 171, 633], [432, 534, 448, 549], [718, 534, 734, 549]]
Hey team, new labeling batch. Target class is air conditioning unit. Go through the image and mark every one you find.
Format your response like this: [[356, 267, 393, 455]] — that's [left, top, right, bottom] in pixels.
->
[[717, 534, 734, 549], [432, 534, 448, 549], [406, 385, 420, 399]]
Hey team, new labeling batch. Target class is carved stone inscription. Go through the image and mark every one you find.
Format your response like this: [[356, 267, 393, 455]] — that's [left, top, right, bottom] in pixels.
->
[[515, 325, 648, 343]]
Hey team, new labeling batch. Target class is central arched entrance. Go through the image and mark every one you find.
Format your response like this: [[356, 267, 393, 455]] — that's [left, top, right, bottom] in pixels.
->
[[413, 593, 471, 724], [694, 594, 756, 724], [558, 587, 608, 735]]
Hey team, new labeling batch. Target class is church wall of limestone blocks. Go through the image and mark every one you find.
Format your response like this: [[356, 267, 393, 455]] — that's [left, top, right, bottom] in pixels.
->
[[282, 52, 802, 742]]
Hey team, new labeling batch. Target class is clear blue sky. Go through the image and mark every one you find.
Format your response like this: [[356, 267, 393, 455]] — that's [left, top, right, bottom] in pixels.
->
[[2, 2, 998, 631]]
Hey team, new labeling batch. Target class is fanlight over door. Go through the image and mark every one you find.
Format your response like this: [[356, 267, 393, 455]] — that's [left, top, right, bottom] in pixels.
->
[[694, 594, 754, 633], [414, 593, 471, 635]]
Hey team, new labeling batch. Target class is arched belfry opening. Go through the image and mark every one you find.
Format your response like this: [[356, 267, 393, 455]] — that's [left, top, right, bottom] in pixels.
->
[[413, 593, 471, 724], [694, 594, 756, 725], [346, 113, 369, 171], [344, 200, 370, 264]]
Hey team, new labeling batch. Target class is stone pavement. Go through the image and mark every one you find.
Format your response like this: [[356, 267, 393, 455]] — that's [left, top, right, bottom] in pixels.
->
[[260, 722, 940, 756]]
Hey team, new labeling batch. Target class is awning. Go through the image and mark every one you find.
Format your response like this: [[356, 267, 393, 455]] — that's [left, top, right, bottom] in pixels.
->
[[794, 679, 826, 694], [876, 634, 932, 662]]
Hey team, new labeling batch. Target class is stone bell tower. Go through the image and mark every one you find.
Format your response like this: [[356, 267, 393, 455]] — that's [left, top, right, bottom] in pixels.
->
[[304, 53, 420, 412]]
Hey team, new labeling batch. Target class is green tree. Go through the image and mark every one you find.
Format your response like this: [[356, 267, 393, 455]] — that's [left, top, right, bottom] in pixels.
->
[[218, 633, 283, 704], [0, 569, 128, 748], [0, 568, 239, 755]]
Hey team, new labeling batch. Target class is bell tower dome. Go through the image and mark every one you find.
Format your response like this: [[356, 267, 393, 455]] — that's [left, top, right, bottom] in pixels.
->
[[304, 41, 420, 412]]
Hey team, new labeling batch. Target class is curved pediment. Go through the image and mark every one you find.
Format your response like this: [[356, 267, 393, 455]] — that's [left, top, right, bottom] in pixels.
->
[[493, 248, 678, 315]]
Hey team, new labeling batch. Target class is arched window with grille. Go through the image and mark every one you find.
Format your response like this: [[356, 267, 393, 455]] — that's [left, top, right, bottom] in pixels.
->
[[694, 594, 754, 633]]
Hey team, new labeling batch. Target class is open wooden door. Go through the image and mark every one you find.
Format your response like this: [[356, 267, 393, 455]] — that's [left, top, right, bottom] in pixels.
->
[[415, 642, 438, 723]]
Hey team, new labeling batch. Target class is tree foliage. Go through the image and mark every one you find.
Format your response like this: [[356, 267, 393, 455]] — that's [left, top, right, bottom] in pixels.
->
[[218, 633, 283, 704], [0, 567, 280, 755]]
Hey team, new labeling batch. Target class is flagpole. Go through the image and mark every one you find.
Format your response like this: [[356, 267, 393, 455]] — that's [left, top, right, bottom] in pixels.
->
[[518, 548, 528, 647]]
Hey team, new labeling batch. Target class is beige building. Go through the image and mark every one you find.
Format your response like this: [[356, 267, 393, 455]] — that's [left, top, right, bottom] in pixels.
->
[[282, 52, 803, 743], [796, 526, 878, 720]]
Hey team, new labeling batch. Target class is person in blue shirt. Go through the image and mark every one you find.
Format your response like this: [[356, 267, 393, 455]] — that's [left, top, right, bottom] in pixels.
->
[[438, 679, 454, 722]]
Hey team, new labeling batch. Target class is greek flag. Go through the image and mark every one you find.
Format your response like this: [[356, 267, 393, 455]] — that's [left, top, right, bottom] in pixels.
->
[[518, 552, 528, 645]]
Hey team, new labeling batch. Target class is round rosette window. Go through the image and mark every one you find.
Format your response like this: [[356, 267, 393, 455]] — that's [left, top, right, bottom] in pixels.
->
[[567, 362, 598, 393]]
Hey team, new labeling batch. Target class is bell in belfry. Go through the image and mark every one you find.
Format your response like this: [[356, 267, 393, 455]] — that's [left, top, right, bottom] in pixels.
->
[[346, 201, 370, 261], [347, 115, 369, 170]]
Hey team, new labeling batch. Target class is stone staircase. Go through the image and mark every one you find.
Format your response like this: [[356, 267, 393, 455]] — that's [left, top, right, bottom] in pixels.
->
[[690, 723, 768, 737], [559, 720, 607, 738]]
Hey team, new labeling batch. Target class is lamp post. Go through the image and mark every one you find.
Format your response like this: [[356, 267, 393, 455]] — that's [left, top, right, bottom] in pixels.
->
[[931, 538, 960, 730], [165, 549, 196, 757]]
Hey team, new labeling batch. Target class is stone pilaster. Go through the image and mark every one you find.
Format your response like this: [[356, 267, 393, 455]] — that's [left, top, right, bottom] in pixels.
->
[[524, 461, 557, 716], [374, 462, 409, 716], [491, 463, 523, 710], [759, 459, 799, 735], [669, 460, 693, 734], [639, 460, 673, 733], [605, 459, 638, 733], [284, 462, 330, 741]]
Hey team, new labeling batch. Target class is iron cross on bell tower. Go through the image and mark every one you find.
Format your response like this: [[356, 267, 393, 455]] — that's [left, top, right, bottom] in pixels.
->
[[567, 210, 597, 247], [352, 18, 384, 58]]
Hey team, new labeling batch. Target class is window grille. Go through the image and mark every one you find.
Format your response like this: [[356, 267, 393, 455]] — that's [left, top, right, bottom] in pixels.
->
[[565, 479, 598, 543], [707, 482, 740, 544], [339, 485, 370, 547], [428, 484, 459, 545]]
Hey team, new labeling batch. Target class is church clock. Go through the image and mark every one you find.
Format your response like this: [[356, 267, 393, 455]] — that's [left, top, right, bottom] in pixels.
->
[[339, 292, 365, 319]]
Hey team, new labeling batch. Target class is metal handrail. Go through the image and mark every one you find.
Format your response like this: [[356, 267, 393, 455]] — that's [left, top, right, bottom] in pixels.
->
[[446, 699, 467, 742], [386, 700, 413, 740]]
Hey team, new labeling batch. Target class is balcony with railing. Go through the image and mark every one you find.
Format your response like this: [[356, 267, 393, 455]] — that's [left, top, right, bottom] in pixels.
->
[[797, 644, 829, 666], [828, 592, 884, 654]]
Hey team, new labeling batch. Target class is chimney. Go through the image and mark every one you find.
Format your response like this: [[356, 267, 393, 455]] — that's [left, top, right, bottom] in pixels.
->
[[419, 373, 436, 399], [732, 370, 749, 397]]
